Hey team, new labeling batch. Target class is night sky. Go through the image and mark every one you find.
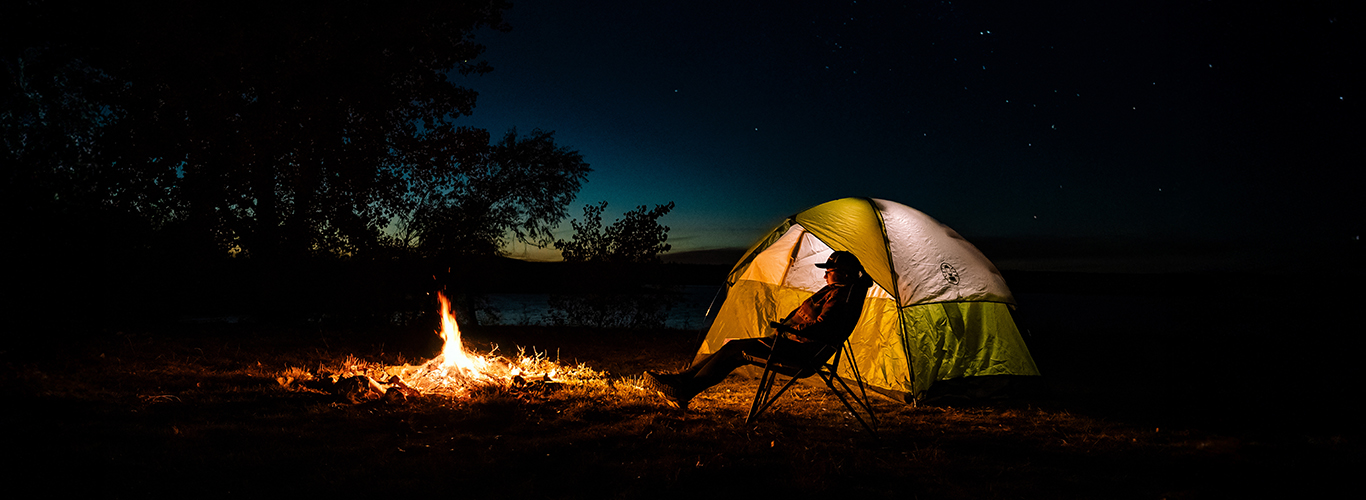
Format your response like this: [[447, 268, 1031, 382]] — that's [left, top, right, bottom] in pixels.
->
[[455, 1, 1358, 272]]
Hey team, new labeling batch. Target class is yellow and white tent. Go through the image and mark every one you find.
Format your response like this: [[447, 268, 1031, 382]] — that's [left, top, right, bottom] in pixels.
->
[[695, 198, 1040, 401]]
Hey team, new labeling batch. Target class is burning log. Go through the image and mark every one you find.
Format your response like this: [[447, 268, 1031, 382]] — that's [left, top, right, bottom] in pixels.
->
[[333, 375, 381, 403], [381, 387, 408, 404], [320, 374, 433, 404], [384, 376, 422, 401]]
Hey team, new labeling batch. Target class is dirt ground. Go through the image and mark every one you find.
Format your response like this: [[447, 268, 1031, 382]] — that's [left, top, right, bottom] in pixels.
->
[[3, 316, 1356, 499]]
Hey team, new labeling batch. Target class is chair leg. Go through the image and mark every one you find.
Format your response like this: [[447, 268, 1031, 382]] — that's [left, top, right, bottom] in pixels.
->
[[746, 369, 804, 425], [834, 343, 880, 431], [823, 372, 879, 437], [755, 375, 804, 421], [746, 366, 776, 422]]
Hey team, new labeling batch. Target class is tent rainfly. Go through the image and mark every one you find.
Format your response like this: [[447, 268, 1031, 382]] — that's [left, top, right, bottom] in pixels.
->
[[695, 197, 1040, 402]]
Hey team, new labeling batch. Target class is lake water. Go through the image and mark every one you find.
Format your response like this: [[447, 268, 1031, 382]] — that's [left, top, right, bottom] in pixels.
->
[[476, 284, 725, 331], [475, 287, 1165, 333]]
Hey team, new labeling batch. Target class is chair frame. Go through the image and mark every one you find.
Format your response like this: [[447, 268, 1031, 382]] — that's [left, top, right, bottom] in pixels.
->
[[743, 333, 880, 437]]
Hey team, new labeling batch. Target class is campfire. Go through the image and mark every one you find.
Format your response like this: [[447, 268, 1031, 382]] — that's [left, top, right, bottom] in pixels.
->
[[290, 291, 599, 403], [390, 291, 561, 396]]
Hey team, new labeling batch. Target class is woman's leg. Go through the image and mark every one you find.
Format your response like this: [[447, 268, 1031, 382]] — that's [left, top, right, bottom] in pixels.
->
[[676, 337, 773, 396]]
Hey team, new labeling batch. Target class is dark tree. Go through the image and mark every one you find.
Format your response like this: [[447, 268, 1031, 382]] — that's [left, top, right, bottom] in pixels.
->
[[556, 201, 675, 264], [2, 47, 119, 211], [400, 128, 590, 258], [545, 201, 676, 328], [4, 1, 586, 263]]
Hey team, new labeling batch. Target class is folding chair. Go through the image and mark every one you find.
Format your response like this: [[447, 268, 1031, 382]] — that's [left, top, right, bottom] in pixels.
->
[[743, 323, 880, 437]]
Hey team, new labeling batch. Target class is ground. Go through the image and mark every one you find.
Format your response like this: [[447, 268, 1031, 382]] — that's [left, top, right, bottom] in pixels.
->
[[3, 319, 1355, 499]]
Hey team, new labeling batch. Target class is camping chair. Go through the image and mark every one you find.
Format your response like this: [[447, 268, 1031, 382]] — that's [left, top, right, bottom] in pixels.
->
[[743, 321, 880, 437]]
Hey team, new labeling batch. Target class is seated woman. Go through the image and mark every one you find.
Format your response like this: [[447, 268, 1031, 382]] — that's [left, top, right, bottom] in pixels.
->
[[644, 251, 871, 408]]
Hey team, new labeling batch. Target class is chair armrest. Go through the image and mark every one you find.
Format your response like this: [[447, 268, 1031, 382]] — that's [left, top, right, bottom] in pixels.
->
[[770, 321, 805, 338], [770, 321, 815, 344]]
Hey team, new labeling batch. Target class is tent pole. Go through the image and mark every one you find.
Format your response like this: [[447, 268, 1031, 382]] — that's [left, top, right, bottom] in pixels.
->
[[687, 284, 728, 369]]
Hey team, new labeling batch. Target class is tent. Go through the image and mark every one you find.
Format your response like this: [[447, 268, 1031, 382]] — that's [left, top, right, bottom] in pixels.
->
[[695, 197, 1040, 402]]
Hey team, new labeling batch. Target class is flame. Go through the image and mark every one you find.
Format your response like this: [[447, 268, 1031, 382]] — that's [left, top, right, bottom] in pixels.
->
[[355, 291, 589, 399], [435, 292, 489, 377]]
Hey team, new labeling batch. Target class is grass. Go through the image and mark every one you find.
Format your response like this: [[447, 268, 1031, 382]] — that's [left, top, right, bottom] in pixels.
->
[[4, 322, 1356, 499]]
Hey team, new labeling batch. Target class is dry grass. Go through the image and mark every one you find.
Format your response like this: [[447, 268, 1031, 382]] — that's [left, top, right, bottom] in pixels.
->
[[3, 323, 1356, 499]]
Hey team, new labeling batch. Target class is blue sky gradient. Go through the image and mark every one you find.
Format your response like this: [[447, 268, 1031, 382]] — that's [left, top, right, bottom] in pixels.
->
[[452, 1, 1358, 271]]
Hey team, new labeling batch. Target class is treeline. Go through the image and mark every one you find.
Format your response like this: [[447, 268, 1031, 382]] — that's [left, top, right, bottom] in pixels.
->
[[5, 1, 585, 263], [2, 2, 679, 328]]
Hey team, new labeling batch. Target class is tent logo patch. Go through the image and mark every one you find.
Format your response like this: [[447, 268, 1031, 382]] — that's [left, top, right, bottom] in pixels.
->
[[940, 262, 960, 285]]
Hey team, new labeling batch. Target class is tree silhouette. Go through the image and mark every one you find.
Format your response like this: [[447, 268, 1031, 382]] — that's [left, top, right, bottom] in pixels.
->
[[556, 202, 675, 264], [400, 128, 590, 259], [4, 1, 588, 263]]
